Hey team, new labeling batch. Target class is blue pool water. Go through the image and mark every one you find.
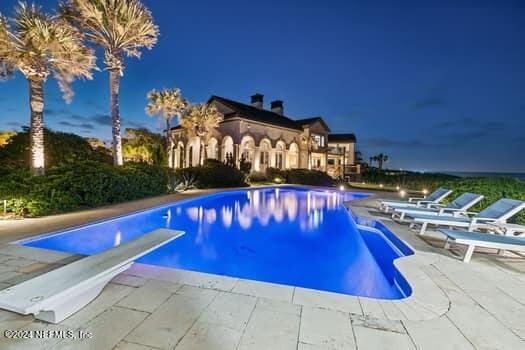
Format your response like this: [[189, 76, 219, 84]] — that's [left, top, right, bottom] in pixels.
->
[[20, 187, 413, 299]]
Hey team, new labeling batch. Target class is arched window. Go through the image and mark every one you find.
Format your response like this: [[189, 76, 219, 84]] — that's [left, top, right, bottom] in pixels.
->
[[275, 142, 285, 169], [259, 140, 271, 171], [240, 136, 255, 163], [288, 143, 299, 169], [207, 138, 219, 160], [222, 136, 234, 163]]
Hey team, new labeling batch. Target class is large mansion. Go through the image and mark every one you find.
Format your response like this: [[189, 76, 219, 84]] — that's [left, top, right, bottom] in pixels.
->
[[169, 94, 360, 178]]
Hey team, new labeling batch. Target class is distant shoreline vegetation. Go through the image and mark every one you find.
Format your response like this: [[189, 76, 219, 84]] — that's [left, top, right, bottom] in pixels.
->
[[360, 168, 525, 225], [440, 171, 525, 181]]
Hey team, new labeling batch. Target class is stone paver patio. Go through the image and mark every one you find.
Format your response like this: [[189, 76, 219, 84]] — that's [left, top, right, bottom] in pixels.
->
[[0, 190, 524, 349]]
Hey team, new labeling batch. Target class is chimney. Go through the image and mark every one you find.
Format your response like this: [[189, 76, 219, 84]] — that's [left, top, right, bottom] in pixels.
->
[[270, 100, 284, 115], [250, 93, 264, 109]]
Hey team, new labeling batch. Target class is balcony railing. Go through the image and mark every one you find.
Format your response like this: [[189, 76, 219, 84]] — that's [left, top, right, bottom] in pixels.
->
[[326, 147, 345, 155]]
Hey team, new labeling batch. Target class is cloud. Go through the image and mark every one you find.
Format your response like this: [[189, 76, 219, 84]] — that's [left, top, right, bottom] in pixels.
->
[[84, 100, 105, 110], [58, 121, 76, 127], [44, 108, 71, 117], [412, 97, 446, 110], [125, 121, 148, 129], [91, 114, 111, 126], [433, 117, 507, 131], [363, 137, 437, 149], [58, 120, 95, 130]]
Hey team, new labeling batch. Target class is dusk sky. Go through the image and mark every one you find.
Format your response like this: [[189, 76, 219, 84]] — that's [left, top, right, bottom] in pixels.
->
[[1, 0, 524, 173]]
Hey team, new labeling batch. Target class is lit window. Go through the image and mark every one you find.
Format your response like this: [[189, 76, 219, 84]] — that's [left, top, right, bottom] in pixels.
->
[[313, 134, 325, 147]]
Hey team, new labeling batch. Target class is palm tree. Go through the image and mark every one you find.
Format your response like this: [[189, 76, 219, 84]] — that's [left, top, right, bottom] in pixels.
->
[[180, 103, 223, 166], [61, 0, 159, 166], [0, 3, 95, 176], [145, 88, 188, 167], [375, 153, 389, 170]]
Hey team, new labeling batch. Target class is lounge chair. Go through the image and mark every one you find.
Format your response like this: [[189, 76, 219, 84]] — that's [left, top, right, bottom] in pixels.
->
[[392, 192, 484, 221], [408, 198, 525, 235], [484, 222, 525, 237], [0, 228, 184, 323], [440, 229, 525, 263], [379, 188, 452, 213]]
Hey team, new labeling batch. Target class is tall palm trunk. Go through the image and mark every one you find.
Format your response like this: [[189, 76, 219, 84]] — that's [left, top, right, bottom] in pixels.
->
[[109, 69, 123, 166], [29, 79, 45, 176]]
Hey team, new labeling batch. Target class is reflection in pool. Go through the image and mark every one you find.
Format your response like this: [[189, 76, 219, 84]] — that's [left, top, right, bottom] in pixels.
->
[[21, 187, 413, 299]]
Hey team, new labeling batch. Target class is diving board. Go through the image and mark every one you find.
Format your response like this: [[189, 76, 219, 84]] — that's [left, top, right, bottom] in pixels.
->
[[0, 228, 184, 323]]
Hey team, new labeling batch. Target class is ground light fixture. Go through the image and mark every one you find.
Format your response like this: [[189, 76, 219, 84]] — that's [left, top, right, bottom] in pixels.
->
[[339, 185, 345, 191], [399, 190, 406, 198]]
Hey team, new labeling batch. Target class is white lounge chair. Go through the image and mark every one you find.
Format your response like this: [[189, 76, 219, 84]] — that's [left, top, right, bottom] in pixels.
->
[[0, 228, 184, 323], [440, 229, 525, 263], [409, 198, 525, 235], [392, 192, 484, 221], [379, 188, 452, 213], [485, 222, 525, 237]]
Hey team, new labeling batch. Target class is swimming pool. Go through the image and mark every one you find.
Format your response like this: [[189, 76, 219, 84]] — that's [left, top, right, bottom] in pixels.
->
[[19, 187, 413, 299]]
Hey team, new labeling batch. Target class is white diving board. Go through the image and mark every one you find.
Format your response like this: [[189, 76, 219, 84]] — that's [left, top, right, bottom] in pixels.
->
[[0, 228, 184, 323]]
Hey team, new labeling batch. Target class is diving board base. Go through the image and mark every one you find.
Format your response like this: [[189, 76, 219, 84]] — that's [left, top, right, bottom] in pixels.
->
[[34, 262, 133, 323]]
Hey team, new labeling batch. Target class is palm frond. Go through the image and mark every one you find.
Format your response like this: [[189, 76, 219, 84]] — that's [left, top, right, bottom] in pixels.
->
[[146, 88, 189, 123], [181, 103, 223, 138], [0, 14, 16, 80], [1, 2, 96, 102], [61, 0, 159, 73]]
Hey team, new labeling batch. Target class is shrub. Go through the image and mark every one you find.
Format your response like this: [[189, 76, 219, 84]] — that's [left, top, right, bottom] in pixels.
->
[[249, 171, 268, 183], [441, 177, 525, 225], [0, 128, 112, 170], [265, 167, 284, 181], [0, 162, 169, 217], [281, 169, 335, 186], [361, 169, 525, 225], [171, 167, 200, 191], [171, 162, 247, 190]]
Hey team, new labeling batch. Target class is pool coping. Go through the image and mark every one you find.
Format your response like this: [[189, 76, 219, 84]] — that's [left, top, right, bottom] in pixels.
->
[[1, 186, 451, 322]]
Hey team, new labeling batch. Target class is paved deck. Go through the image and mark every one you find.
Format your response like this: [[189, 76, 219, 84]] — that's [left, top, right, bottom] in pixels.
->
[[0, 190, 524, 349]]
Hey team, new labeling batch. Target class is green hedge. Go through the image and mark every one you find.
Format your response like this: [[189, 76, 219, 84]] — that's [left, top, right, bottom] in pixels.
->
[[361, 170, 525, 225], [441, 177, 525, 225], [0, 162, 169, 217], [0, 128, 112, 170], [254, 168, 334, 187], [172, 160, 247, 190]]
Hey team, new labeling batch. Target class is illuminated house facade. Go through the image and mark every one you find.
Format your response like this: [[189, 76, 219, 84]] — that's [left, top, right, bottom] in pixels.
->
[[169, 94, 360, 178]]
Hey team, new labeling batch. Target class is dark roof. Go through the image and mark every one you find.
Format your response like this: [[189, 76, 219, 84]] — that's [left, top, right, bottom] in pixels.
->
[[328, 133, 356, 143], [210, 96, 304, 131], [295, 117, 331, 132]]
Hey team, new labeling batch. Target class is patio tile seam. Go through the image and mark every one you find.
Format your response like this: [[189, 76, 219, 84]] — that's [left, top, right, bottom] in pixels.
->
[[443, 313, 479, 350], [430, 262, 525, 343], [102, 306, 153, 350], [170, 289, 220, 350], [234, 297, 258, 350]]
